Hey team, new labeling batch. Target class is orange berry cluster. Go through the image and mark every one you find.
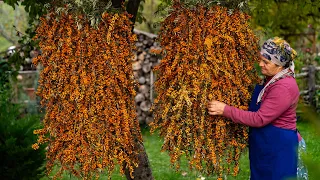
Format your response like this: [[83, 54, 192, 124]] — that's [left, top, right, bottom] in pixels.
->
[[150, 4, 260, 178], [32, 11, 142, 179]]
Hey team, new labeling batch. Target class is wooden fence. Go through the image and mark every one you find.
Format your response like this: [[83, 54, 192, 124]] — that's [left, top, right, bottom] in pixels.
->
[[296, 65, 320, 107]]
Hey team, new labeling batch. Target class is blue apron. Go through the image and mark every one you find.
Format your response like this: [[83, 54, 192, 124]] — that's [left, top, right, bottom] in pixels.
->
[[248, 85, 298, 180]]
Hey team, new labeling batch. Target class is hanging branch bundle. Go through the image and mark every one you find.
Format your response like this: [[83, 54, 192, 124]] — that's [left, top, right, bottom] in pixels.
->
[[150, 3, 260, 179], [32, 11, 142, 179]]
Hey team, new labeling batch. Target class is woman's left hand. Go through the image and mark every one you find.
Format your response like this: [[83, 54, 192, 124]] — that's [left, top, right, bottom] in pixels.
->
[[207, 100, 227, 116]]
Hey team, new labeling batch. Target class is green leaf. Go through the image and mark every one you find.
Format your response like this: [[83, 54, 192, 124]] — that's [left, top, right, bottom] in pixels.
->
[[3, 0, 19, 9]]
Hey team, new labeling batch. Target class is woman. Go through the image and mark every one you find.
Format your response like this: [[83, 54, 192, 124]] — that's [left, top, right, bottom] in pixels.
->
[[207, 37, 303, 180]]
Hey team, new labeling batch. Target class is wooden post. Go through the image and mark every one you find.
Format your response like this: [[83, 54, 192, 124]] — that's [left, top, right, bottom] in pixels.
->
[[150, 70, 153, 102], [312, 29, 316, 54], [308, 65, 316, 106]]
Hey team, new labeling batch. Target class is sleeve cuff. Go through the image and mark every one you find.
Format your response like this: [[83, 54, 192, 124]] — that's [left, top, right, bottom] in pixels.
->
[[223, 105, 232, 119]]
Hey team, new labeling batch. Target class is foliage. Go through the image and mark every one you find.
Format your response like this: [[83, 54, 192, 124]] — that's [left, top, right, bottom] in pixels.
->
[[1, 47, 45, 180], [248, 0, 320, 43], [135, 0, 147, 24], [131, 0, 156, 33], [0, 51, 21, 86], [153, 0, 250, 33], [32, 11, 143, 179], [0, 2, 35, 72], [3, 0, 51, 70], [0, 2, 29, 45], [0, 114, 46, 180], [2, 0, 147, 31], [154, 0, 320, 44], [156, 0, 249, 15], [3, 0, 49, 18], [0, 83, 45, 180], [150, 3, 260, 179], [2, 0, 146, 71], [0, 59, 11, 89]]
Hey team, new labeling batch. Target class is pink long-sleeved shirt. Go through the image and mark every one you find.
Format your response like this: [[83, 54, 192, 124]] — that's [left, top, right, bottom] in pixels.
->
[[223, 76, 301, 140]]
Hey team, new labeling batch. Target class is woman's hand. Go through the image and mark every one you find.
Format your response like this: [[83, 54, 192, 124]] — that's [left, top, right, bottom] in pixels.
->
[[207, 100, 227, 116]]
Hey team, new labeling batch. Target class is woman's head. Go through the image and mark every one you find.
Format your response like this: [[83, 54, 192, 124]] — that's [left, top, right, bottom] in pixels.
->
[[259, 37, 297, 77]]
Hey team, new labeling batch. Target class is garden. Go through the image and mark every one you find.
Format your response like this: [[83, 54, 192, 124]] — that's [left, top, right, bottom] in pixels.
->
[[1, 0, 320, 180]]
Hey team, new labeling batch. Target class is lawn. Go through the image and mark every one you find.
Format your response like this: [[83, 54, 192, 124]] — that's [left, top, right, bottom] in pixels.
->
[[40, 121, 320, 180], [131, 127, 250, 180], [297, 121, 320, 180]]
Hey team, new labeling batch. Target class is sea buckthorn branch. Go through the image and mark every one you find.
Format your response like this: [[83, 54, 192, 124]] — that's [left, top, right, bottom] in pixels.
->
[[151, 4, 260, 179], [32, 11, 142, 179]]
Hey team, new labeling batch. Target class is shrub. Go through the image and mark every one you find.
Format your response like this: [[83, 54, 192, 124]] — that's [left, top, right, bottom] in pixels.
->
[[0, 61, 46, 180]]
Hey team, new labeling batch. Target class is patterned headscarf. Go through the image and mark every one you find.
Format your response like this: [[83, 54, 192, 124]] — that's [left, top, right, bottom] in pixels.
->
[[260, 37, 297, 70], [257, 37, 297, 103]]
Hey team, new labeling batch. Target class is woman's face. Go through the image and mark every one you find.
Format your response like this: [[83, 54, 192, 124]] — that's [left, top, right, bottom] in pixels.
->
[[259, 55, 283, 77]]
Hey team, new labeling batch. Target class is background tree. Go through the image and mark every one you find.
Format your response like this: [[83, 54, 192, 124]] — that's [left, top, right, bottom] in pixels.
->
[[249, 0, 320, 51], [138, 0, 320, 50], [0, 3, 27, 44], [0, 2, 28, 52], [134, 0, 161, 34]]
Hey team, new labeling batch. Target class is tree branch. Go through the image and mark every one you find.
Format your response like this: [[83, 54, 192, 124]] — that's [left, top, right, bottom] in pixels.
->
[[126, 0, 141, 26], [111, 0, 124, 9], [0, 24, 16, 44]]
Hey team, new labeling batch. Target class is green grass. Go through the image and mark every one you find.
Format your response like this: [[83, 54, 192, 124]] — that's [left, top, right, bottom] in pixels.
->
[[297, 121, 320, 180], [297, 121, 320, 163], [132, 128, 250, 180], [40, 121, 320, 180]]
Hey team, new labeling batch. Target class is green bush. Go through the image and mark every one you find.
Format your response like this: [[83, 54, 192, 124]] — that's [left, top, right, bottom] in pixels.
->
[[0, 61, 46, 180], [0, 60, 11, 91], [0, 91, 46, 180]]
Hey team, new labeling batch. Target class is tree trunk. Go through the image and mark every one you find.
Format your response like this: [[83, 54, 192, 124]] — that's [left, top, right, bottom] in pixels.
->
[[126, 0, 141, 26], [124, 141, 154, 180], [111, 0, 124, 9], [110, 1, 154, 179]]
